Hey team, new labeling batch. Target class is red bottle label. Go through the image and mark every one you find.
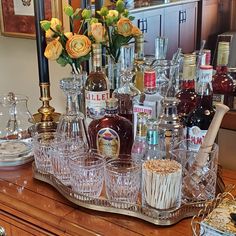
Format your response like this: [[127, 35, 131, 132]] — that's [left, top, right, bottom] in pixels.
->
[[187, 126, 207, 151], [144, 71, 156, 89]]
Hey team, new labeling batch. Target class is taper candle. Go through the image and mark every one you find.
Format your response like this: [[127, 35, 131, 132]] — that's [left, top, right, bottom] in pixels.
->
[[34, 0, 49, 83]]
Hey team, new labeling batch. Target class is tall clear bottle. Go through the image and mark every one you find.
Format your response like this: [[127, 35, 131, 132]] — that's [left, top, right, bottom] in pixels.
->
[[134, 34, 145, 92], [131, 112, 148, 162], [85, 43, 109, 121], [143, 119, 165, 161], [185, 65, 215, 151], [212, 41, 234, 109]]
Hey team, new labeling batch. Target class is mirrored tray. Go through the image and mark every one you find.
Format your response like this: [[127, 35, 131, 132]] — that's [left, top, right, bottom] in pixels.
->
[[32, 162, 214, 226]]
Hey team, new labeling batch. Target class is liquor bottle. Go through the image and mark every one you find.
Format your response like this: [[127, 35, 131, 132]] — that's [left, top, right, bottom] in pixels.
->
[[112, 70, 141, 123], [212, 41, 234, 109], [134, 34, 145, 92], [185, 65, 215, 151], [85, 43, 109, 121], [131, 112, 148, 161], [143, 119, 165, 161], [176, 55, 198, 122], [133, 69, 163, 137], [88, 98, 133, 157]]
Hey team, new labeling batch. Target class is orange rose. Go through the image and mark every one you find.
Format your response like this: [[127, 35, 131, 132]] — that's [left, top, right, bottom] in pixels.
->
[[45, 18, 62, 38], [117, 18, 133, 37], [44, 39, 63, 60], [66, 34, 91, 58], [91, 23, 106, 43], [132, 25, 142, 37]]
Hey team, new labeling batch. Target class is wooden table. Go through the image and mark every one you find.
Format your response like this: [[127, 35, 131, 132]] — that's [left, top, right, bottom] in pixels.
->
[[0, 163, 235, 236]]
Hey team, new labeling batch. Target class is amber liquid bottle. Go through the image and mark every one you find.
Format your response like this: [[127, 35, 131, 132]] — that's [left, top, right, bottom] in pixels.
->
[[134, 34, 145, 92], [88, 98, 133, 157], [85, 44, 109, 120], [176, 55, 198, 122], [185, 65, 215, 151], [212, 41, 234, 109]]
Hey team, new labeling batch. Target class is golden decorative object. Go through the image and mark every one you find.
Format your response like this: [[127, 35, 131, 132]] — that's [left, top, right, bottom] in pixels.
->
[[33, 83, 60, 133]]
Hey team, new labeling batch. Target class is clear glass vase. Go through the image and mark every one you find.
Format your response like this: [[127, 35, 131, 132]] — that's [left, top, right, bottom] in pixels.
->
[[56, 73, 89, 147], [0, 92, 34, 166]]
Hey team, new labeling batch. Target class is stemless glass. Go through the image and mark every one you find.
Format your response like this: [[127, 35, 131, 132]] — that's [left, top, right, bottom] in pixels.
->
[[69, 152, 105, 198], [32, 132, 58, 174], [51, 137, 86, 186], [170, 140, 219, 202], [105, 159, 141, 208]]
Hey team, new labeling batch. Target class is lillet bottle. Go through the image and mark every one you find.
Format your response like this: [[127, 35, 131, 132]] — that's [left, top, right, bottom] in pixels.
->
[[88, 98, 133, 157], [85, 43, 109, 121]]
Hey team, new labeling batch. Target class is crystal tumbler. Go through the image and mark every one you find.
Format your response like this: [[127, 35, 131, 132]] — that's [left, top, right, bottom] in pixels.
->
[[69, 152, 105, 198], [32, 132, 58, 174], [105, 159, 141, 208], [51, 137, 86, 186]]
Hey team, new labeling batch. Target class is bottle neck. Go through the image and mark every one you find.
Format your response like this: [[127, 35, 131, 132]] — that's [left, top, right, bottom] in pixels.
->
[[215, 65, 228, 74], [92, 44, 102, 72], [146, 129, 158, 145], [105, 107, 118, 117], [136, 122, 147, 139], [180, 80, 195, 90], [182, 64, 196, 82], [66, 93, 77, 115], [135, 35, 144, 60]]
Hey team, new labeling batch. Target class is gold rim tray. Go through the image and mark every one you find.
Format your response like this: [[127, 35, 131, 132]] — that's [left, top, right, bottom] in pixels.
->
[[33, 162, 212, 226]]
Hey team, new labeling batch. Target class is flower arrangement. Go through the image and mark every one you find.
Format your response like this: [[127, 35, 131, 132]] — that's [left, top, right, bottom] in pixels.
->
[[40, 5, 93, 74], [95, 0, 142, 63], [40, 1, 142, 73]]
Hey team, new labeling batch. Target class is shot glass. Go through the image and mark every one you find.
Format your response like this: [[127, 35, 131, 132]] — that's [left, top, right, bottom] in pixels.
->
[[68, 152, 105, 198], [33, 132, 61, 174], [105, 159, 141, 208]]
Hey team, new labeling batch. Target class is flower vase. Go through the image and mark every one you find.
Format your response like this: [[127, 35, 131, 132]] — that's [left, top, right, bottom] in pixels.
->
[[107, 56, 121, 91]]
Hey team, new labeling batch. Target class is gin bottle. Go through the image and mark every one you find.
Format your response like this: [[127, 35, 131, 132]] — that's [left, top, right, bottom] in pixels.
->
[[131, 112, 148, 161]]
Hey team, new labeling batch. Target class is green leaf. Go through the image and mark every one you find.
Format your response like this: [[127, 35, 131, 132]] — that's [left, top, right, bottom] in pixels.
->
[[116, 0, 125, 13], [57, 56, 68, 67], [128, 16, 135, 21], [100, 6, 109, 16], [40, 20, 51, 31], [82, 9, 92, 19], [64, 5, 74, 16]]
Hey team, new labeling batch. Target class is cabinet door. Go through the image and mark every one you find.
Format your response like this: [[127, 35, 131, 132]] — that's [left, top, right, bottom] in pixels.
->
[[179, 2, 197, 53], [163, 5, 181, 59], [143, 8, 164, 55]]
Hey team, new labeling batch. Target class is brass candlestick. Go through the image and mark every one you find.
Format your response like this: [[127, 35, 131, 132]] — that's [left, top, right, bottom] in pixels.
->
[[33, 83, 60, 133]]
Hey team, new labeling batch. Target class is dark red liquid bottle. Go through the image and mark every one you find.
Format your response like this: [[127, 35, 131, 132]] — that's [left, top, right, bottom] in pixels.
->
[[212, 41, 234, 109], [185, 65, 215, 151]]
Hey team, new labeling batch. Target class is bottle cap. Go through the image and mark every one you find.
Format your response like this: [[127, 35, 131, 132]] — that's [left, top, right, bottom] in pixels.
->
[[106, 98, 118, 109], [199, 65, 213, 82], [144, 70, 156, 89], [183, 54, 196, 65]]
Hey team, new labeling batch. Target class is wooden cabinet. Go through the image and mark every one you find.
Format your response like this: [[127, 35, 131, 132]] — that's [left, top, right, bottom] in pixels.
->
[[132, 8, 164, 55], [132, 2, 198, 59], [198, 0, 231, 54], [163, 2, 198, 59]]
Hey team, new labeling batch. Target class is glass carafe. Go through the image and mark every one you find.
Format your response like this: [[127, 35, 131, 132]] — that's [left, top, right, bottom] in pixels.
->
[[56, 73, 89, 148], [0, 92, 34, 166]]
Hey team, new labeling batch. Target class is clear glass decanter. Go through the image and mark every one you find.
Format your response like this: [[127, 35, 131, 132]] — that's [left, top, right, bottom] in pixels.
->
[[56, 73, 89, 147], [0, 92, 34, 166]]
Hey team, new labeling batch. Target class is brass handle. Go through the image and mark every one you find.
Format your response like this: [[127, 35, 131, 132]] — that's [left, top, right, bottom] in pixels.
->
[[0, 226, 6, 236]]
